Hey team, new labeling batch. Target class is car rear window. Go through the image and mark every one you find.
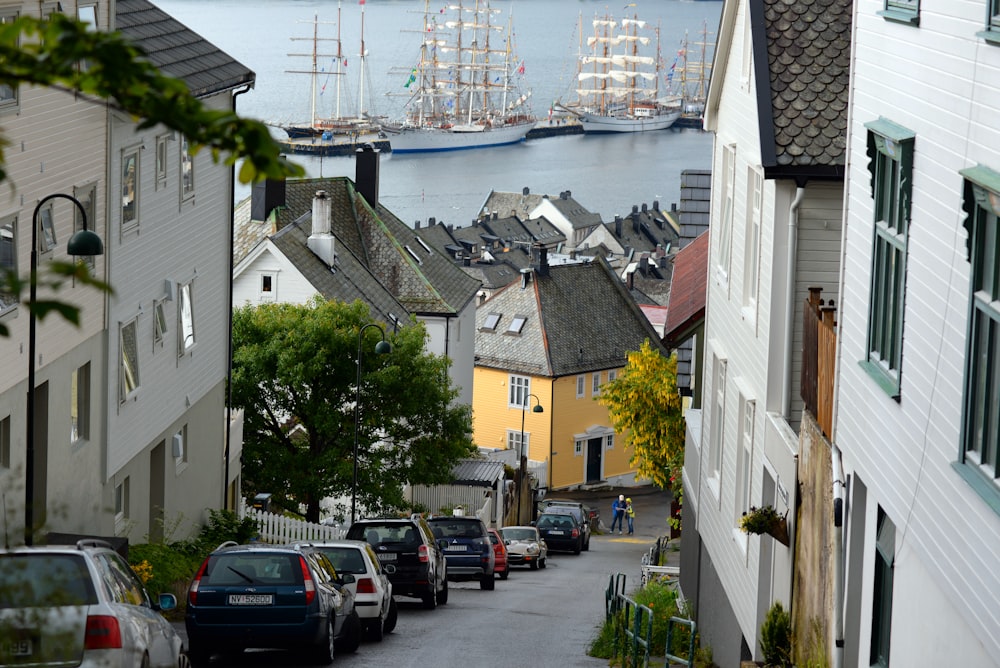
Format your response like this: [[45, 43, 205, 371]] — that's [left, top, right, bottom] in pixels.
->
[[319, 547, 367, 575], [0, 554, 98, 608], [202, 553, 301, 586], [349, 523, 423, 549], [501, 528, 536, 541], [429, 519, 485, 539], [536, 514, 575, 529]]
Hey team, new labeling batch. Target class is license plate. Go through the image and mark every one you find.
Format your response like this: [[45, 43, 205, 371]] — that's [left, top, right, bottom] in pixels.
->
[[376, 553, 397, 562], [3, 639, 32, 657], [228, 594, 273, 606], [548, 530, 564, 535], [445, 545, 467, 551]]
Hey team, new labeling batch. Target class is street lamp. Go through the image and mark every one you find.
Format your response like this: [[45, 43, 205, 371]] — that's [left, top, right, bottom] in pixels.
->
[[517, 393, 543, 523], [352, 323, 391, 525], [25, 193, 104, 545]]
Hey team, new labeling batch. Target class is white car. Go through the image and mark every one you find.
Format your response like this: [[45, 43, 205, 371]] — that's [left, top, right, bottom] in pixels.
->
[[311, 540, 397, 640], [0, 539, 189, 667], [499, 526, 548, 570]]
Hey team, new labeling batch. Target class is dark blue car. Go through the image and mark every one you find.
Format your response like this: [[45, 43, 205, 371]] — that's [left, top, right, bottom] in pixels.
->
[[427, 516, 496, 591]]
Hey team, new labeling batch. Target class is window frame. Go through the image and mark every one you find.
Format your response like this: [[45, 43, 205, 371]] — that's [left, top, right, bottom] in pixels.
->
[[114, 477, 130, 530], [743, 166, 762, 313], [878, 0, 919, 26], [592, 372, 601, 395], [481, 312, 502, 332], [735, 397, 755, 527], [0, 213, 17, 315], [73, 183, 97, 272], [0, 10, 19, 113], [984, 0, 1000, 44], [0, 415, 9, 468], [153, 299, 167, 347], [576, 375, 586, 398], [708, 356, 727, 488], [508, 374, 529, 408], [121, 148, 140, 233], [37, 204, 57, 254], [605, 434, 614, 451], [574, 439, 583, 456], [870, 507, 895, 667], [716, 144, 736, 286], [119, 318, 141, 403], [506, 429, 528, 456], [259, 273, 275, 302], [71, 362, 90, 443], [180, 135, 195, 201], [506, 314, 526, 335], [178, 281, 196, 356], [155, 133, 170, 189], [860, 119, 915, 399]]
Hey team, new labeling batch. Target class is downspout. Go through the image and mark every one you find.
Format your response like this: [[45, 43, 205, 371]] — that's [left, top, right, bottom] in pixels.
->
[[831, 446, 846, 668], [782, 187, 806, 418], [224, 83, 253, 510]]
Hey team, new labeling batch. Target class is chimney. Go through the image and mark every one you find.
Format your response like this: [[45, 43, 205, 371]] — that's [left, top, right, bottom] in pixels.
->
[[653, 200, 660, 211], [627, 269, 634, 290], [522, 186, 530, 196], [560, 191, 569, 200], [492, 211, 498, 220], [639, 254, 649, 276], [671, 202, 678, 212], [641, 203, 648, 213], [355, 144, 380, 208], [307, 190, 336, 266], [251, 176, 286, 222], [429, 217, 436, 226], [414, 220, 422, 229], [614, 215, 623, 238], [631, 207, 640, 233], [531, 244, 549, 277]]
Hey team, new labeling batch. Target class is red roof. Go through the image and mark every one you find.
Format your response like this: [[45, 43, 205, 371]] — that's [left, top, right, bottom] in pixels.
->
[[664, 230, 709, 347]]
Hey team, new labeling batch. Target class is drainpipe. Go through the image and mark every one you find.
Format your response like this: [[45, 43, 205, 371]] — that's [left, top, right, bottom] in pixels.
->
[[782, 187, 806, 418], [831, 446, 846, 668]]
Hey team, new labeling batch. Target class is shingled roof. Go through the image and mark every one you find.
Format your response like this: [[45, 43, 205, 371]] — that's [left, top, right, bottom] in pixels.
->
[[116, 0, 254, 97], [475, 255, 666, 378]]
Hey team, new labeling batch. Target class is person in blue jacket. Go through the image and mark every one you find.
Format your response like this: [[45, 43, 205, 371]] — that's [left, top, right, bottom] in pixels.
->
[[610, 494, 626, 534]]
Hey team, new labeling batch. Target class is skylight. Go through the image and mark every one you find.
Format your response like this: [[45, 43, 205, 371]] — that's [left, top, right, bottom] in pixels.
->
[[482, 312, 502, 331], [507, 315, 527, 334]]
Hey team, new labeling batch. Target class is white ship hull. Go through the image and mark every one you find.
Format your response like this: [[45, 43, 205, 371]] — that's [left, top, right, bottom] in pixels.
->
[[578, 109, 681, 134], [383, 121, 536, 154]]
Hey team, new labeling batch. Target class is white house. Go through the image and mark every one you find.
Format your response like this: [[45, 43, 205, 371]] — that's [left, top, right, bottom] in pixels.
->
[[680, 0, 849, 665], [833, 1, 1000, 666]]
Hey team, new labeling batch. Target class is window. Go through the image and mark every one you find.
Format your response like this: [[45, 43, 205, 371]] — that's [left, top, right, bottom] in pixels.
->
[[576, 375, 586, 398], [985, 0, 1000, 43], [153, 299, 167, 346], [574, 439, 583, 456], [508, 374, 529, 408], [958, 166, 1000, 498], [506, 314, 526, 335], [879, 0, 919, 25], [71, 363, 90, 443], [605, 434, 614, 450], [608, 369, 617, 383], [76, 5, 98, 71], [121, 149, 139, 230], [870, 507, 895, 667], [862, 119, 914, 399], [717, 144, 736, 283], [114, 477, 130, 529], [735, 398, 755, 526], [260, 273, 275, 302], [74, 183, 97, 270], [0, 415, 9, 468], [180, 135, 195, 199], [178, 281, 195, 355], [0, 215, 16, 314], [155, 134, 169, 188], [481, 312, 501, 332], [0, 11, 19, 111], [592, 372, 601, 395], [37, 205, 57, 253], [709, 356, 727, 482], [507, 429, 528, 455], [173, 425, 188, 464], [743, 167, 762, 311], [120, 318, 140, 402]]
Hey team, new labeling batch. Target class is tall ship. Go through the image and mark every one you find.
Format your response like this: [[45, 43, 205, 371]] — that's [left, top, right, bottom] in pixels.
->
[[380, 0, 536, 154], [671, 20, 715, 129], [571, 11, 681, 133]]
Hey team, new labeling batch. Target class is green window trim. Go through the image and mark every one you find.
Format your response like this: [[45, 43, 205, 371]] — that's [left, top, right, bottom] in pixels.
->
[[979, 0, 1000, 44], [879, 0, 919, 25]]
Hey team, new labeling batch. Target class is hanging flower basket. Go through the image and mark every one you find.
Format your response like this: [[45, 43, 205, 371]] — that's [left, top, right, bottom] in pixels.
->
[[740, 506, 790, 547]]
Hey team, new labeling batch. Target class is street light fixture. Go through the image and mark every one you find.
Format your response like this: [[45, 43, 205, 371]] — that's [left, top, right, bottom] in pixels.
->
[[352, 322, 391, 525], [25, 193, 104, 545], [517, 393, 543, 523]]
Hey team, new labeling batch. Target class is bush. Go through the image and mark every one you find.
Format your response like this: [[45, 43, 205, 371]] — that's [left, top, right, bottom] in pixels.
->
[[588, 581, 682, 659], [760, 601, 792, 667]]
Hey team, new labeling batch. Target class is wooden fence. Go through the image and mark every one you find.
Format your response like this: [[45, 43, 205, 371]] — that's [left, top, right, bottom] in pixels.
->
[[240, 503, 346, 544], [801, 287, 837, 440]]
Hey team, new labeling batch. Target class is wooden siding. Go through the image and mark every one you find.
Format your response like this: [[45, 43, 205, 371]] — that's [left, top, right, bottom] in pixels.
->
[[836, 0, 1000, 664]]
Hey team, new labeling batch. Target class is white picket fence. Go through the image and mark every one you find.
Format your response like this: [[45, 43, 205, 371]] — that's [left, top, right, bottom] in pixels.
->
[[240, 503, 346, 545]]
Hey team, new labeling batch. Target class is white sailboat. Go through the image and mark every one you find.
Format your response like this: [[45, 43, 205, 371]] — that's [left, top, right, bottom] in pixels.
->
[[573, 11, 680, 134], [380, 0, 536, 153]]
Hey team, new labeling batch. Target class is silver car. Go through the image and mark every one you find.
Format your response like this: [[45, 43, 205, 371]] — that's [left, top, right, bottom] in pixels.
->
[[499, 526, 548, 570], [0, 539, 188, 668]]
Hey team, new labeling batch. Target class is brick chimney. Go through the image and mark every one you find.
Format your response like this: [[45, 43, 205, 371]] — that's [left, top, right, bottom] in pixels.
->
[[307, 190, 336, 267]]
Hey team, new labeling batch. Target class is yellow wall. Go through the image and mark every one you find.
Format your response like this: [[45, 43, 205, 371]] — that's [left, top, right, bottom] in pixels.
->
[[472, 366, 635, 490]]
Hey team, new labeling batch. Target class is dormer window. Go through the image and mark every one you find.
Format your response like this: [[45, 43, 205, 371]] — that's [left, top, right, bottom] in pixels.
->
[[506, 315, 527, 335], [481, 312, 502, 332]]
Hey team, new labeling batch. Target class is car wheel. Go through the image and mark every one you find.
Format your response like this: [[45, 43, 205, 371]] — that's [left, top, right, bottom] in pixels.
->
[[438, 570, 449, 605], [187, 640, 211, 666], [422, 582, 438, 609], [335, 610, 362, 654], [574, 541, 581, 555], [480, 572, 496, 590], [529, 560, 539, 571], [177, 651, 193, 668], [312, 616, 335, 665], [584, 536, 590, 551], [383, 596, 398, 634], [141, 653, 151, 668], [499, 566, 509, 580], [367, 611, 385, 642]]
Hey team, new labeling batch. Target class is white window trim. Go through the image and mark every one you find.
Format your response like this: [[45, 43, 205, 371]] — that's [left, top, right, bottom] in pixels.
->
[[259, 272, 276, 302], [592, 372, 601, 396], [742, 166, 762, 322], [178, 281, 196, 356], [120, 318, 141, 403], [576, 375, 586, 398], [508, 374, 530, 409]]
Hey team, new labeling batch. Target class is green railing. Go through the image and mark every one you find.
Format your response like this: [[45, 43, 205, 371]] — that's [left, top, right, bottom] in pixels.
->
[[606, 573, 654, 668], [665, 616, 697, 667]]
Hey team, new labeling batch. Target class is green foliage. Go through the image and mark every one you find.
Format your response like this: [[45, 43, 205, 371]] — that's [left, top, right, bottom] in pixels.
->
[[192, 509, 260, 550], [231, 298, 476, 522], [588, 581, 683, 659], [740, 505, 783, 534], [760, 601, 793, 667], [598, 342, 686, 501]]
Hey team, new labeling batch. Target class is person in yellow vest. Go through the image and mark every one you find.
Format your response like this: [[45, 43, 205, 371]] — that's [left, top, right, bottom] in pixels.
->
[[625, 498, 635, 535]]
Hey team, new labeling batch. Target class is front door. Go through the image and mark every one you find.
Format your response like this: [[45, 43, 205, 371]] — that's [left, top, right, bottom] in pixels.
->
[[586, 437, 602, 482]]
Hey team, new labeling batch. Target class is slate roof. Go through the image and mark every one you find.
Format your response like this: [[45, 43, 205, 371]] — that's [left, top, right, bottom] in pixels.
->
[[450, 459, 506, 487], [479, 188, 548, 220], [540, 192, 604, 231], [606, 203, 680, 255], [674, 170, 712, 249], [116, 0, 254, 98], [475, 257, 666, 378], [755, 0, 851, 178]]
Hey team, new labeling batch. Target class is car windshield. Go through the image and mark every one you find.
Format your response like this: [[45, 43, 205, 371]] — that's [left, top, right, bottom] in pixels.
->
[[319, 547, 367, 575], [429, 519, 484, 539], [501, 528, 536, 541], [202, 553, 301, 586], [0, 554, 98, 608]]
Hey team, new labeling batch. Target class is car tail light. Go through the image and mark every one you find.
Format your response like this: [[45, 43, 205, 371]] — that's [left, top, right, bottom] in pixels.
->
[[417, 544, 429, 563], [187, 559, 209, 606], [356, 578, 377, 594], [84, 615, 122, 650], [571, 528, 580, 538], [299, 556, 316, 605]]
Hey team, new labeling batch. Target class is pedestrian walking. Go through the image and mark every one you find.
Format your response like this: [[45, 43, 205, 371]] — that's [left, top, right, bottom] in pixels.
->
[[610, 494, 625, 534], [626, 497, 635, 535]]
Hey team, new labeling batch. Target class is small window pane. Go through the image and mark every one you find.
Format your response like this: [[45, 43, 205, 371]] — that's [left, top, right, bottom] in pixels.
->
[[122, 151, 139, 228], [0, 216, 16, 313], [178, 282, 195, 354], [180, 135, 194, 197], [38, 206, 57, 252], [120, 320, 140, 401], [154, 300, 167, 345]]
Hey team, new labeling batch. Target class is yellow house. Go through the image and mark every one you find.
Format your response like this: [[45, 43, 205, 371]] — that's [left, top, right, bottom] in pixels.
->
[[473, 249, 668, 491]]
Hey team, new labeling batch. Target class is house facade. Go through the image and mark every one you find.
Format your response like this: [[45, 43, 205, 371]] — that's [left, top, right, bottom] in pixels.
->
[[680, 0, 849, 665]]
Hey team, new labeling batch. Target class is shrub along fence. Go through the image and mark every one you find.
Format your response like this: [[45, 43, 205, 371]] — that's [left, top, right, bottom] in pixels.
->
[[605, 572, 698, 668]]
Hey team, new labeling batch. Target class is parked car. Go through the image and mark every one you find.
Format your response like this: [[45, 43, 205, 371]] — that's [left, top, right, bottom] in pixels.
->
[[306, 540, 397, 641], [427, 516, 496, 590], [345, 517, 449, 609], [487, 528, 509, 580], [185, 542, 362, 665], [499, 525, 548, 570], [537, 506, 591, 550], [538, 498, 600, 532], [534, 511, 586, 554], [0, 539, 189, 668]]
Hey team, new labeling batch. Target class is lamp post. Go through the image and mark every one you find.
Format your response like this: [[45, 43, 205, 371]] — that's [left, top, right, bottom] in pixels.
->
[[517, 393, 543, 523], [25, 193, 104, 545], [352, 323, 391, 525]]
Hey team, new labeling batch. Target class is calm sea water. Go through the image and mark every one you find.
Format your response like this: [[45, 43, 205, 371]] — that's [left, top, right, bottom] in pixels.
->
[[155, 0, 722, 226]]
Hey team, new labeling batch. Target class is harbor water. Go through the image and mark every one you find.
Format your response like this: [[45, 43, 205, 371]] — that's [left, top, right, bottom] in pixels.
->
[[154, 0, 722, 227]]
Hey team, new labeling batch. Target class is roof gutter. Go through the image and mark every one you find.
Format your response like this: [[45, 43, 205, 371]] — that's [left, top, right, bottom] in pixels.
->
[[782, 186, 806, 418]]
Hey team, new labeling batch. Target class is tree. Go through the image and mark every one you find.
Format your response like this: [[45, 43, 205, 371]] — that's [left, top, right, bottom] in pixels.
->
[[231, 298, 476, 522], [597, 340, 685, 499]]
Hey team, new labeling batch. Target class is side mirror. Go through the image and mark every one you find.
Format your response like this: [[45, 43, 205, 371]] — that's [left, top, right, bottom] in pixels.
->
[[338, 573, 356, 585], [157, 593, 178, 611]]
